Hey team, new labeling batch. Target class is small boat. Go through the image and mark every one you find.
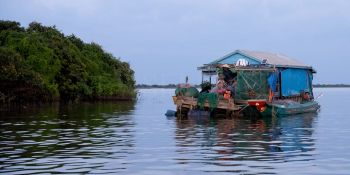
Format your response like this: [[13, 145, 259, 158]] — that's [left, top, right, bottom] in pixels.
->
[[173, 50, 320, 117], [262, 100, 320, 116]]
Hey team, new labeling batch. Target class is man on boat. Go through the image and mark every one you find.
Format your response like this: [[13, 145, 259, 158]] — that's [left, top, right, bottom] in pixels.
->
[[226, 78, 237, 97]]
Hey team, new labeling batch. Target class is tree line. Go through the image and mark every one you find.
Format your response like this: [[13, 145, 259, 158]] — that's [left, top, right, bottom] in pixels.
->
[[0, 20, 136, 105]]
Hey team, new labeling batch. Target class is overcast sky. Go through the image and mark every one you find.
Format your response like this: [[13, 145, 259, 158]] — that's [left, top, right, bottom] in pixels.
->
[[1, 0, 350, 84]]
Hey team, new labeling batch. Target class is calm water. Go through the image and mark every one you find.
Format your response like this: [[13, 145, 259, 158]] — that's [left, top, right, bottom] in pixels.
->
[[0, 88, 350, 174]]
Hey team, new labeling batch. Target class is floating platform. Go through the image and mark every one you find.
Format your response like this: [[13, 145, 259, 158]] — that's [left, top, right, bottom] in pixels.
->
[[173, 95, 319, 118]]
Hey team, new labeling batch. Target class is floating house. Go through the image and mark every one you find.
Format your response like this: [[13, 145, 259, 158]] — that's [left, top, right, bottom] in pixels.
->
[[173, 50, 320, 117]]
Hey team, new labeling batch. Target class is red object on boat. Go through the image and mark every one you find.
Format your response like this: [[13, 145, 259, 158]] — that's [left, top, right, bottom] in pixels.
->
[[247, 100, 267, 112]]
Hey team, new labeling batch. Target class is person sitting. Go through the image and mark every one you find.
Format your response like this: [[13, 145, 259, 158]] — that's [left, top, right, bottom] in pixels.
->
[[211, 79, 226, 95], [302, 91, 311, 102]]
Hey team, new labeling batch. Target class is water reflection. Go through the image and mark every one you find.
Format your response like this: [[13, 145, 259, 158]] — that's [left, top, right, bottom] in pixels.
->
[[174, 113, 317, 173], [0, 102, 136, 174]]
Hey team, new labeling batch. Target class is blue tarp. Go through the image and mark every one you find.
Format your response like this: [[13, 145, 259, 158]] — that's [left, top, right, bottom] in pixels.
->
[[281, 68, 310, 96], [268, 73, 277, 92]]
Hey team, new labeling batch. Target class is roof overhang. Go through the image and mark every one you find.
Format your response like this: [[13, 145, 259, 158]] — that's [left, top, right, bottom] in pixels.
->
[[200, 49, 317, 73]]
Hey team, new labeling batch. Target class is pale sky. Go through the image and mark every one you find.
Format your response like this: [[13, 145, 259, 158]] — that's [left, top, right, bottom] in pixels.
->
[[1, 0, 349, 84]]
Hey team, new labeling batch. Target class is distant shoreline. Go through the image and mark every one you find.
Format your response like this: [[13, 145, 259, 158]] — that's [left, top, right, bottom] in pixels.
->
[[313, 84, 350, 88], [136, 84, 350, 89]]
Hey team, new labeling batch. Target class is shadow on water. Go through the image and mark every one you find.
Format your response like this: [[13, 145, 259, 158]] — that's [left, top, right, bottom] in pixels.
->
[[173, 112, 318, 174], [0, 101, 136, 174]]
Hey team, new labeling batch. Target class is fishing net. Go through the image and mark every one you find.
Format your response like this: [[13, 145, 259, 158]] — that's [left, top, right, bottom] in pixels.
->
[[175, 87, 199, 97], [235, 70, 271, 100], [197, 92, 218, 111]]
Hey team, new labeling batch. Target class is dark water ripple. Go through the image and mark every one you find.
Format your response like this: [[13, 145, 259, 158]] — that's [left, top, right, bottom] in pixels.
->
[[0, 103, 136, 174], [1, 88, 350, 174]]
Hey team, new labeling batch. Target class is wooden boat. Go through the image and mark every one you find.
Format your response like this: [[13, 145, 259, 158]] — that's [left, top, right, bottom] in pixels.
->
[[174, 50, 320, 117]]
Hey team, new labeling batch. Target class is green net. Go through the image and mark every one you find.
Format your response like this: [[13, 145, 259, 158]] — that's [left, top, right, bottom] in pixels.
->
[[235, 70, 271, 100], [197, 92, 218, 111], [175, 87, 199, 97]]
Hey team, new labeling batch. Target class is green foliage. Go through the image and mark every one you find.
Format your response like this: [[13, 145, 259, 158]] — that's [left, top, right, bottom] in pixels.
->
[[200, 81, 212, 90], [0, 21, 24, 32], [0, 20, 136, 103], [0, 47, 48, 103]]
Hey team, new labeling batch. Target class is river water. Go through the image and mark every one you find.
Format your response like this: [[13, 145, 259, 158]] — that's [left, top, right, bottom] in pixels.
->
[[0, 88, 349, 174]]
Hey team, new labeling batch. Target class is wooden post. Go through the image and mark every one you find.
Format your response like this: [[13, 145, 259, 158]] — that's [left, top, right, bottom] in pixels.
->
[[202, 73, 204, 84]]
